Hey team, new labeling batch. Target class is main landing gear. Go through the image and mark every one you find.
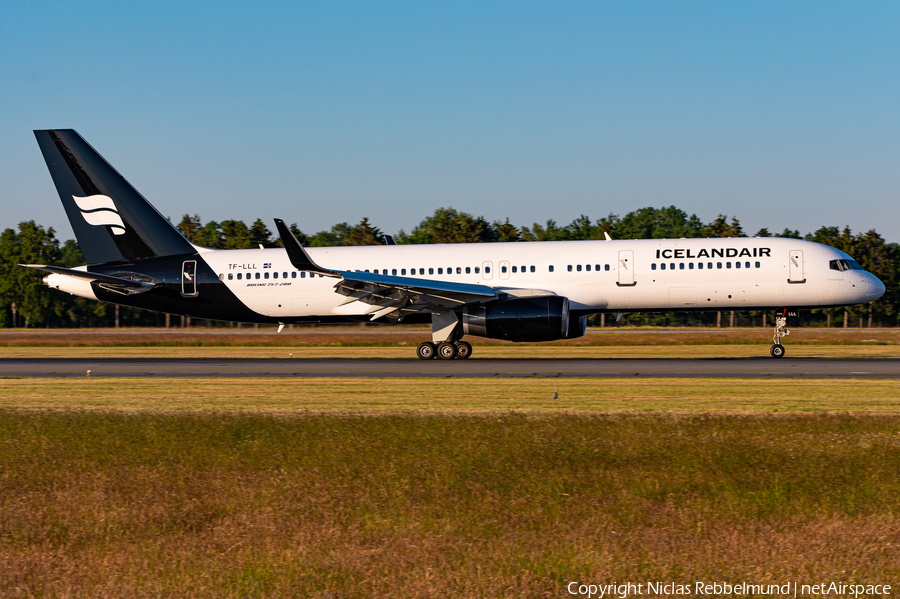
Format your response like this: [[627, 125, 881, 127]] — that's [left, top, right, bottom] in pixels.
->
[[770, 310, 791, 359], [417, 340, 473, 360]]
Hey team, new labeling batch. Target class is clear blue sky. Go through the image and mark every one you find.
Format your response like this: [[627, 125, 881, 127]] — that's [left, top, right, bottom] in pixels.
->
[[3, 1, 899, 243]]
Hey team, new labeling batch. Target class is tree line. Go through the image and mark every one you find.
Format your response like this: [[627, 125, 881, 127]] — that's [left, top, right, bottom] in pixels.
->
[[1, 206, 897, 328]]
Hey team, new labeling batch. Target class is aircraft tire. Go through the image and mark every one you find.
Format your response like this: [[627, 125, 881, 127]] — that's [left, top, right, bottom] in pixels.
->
[[417, 342, 436, 360], [437, 342, 457, 360], [770, 344, 786, 359], [454, 341, 472, 360]]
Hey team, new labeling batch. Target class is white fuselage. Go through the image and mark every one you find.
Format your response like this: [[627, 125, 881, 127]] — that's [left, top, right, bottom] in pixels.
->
[[195, 237, 882, 319]]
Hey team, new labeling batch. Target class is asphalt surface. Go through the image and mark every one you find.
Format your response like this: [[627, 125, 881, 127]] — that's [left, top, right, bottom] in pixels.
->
[[1, 357, 898, 378]]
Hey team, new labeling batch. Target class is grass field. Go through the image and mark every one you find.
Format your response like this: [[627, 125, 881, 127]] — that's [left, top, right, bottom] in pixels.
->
[[2, 328, 898, 359], [2, 370, 898, 596], [2, 377, 900, 412], [1, 410, 899, 597]]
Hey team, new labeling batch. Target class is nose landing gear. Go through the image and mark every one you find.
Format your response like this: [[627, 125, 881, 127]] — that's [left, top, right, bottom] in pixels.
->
[[771, 310, 791, 358]]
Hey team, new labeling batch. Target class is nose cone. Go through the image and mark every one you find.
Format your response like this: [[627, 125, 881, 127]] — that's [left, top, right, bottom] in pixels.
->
[[867, 274, 886, 301]]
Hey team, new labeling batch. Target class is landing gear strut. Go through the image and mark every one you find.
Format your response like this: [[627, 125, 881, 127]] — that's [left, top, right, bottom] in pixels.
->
[[771, 310, 790, 359]]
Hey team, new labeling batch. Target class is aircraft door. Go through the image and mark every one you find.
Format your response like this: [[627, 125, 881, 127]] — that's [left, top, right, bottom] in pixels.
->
[[181, 260, 198, 297], [482, 261, 493, 280], [499, 260, 510, 280], [617, 250, 635, 286], [788, 250, 805, 283]]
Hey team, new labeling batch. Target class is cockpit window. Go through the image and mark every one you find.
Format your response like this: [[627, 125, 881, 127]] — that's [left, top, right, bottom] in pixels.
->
[[830, 259, 865, 272]]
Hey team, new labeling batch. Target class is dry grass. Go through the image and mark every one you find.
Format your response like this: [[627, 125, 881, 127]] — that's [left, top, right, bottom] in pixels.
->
[[1, 411, 899, 597], [1, 377, 900, 413]]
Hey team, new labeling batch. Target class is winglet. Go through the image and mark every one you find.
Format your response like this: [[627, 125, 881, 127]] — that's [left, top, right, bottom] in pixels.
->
[[273, 219, 340, 277], [604, 232, 612, 241], [383, 234, 397, 246]]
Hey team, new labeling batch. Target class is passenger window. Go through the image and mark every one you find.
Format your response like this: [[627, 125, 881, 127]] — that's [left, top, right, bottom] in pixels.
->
[[567, 265, 573, 272], [661, 263, 666, 270], [726, 262, 731, 269], [283, 272, 287, 278], [585, 264, 591, 271], [679, 263, 684, 270], [301, 272, 306, 278], [745, 262, 750, 269], [735, 262, 741, 269], [438, 268, 443, 275], [605, 264, 610, 271], [237, 273, 242, 280], [475, 267, 480, 274], [256, 272, 261, 279], [465, 267, 471, 274], [755, 262, 760, 268], [576, 265, 582, 272], [708, 262, 713, 269], [273, 272, 278, 279], [429, 268, 434, 275], [698, 263, 703, 270], [511, 266, 517, 273], [501, 265, 507, 273], [219, 274, 224, 280], [652, 263, 657, 271], [688, 263, 694, 270], [228, 273, 233, 280], [265, 272, 270, 279], [549, 265, 554, 272], [531, 266, 535, 273], [485, 266, 491, 273], [418, 268, 424, 275], [457, 267, 462, 274], [595, 264, 600, 271], [392, 269, 397, 275], [292, 272, 296, 278]]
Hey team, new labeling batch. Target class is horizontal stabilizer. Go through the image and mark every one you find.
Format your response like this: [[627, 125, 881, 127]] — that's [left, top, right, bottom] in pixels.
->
[[19, 264, 154, 289]]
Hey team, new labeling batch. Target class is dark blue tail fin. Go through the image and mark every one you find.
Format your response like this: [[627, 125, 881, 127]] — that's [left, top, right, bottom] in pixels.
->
[[34, 129, 194, 264]]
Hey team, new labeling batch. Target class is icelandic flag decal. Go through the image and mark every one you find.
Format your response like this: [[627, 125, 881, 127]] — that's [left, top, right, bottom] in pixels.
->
[[263, 263, 272, 268]]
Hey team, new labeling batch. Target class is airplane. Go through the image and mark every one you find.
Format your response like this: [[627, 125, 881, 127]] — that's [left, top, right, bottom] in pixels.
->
[[22, 129, 886, 360]]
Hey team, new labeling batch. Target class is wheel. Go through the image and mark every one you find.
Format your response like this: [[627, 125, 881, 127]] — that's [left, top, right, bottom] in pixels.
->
[[437, 342, 457, 360], [417, 341, 436, 360], [770, 344, 785, 359], [454, 341, 472, 360]]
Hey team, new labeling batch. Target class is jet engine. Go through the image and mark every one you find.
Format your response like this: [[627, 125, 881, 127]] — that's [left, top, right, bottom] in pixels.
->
[[462, 296, 585, 342]]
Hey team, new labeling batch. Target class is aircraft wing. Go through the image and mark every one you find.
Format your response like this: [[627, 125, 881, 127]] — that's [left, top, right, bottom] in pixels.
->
[[333, 271, 499, 320]]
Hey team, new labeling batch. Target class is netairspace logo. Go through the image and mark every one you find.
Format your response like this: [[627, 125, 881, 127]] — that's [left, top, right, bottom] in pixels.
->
[[73, 194, 126, 236], [567, 581, 892, 597]]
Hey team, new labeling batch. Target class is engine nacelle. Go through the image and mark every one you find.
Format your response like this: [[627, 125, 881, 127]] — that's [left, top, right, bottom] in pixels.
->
[[462, 296, 584, 342]]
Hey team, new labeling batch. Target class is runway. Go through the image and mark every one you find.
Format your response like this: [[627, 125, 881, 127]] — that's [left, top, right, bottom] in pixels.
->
[[1, 357, 898, 378]]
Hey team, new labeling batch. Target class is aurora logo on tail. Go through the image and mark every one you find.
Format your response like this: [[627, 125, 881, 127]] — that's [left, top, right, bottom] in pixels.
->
[[73, 194, 126, 236]]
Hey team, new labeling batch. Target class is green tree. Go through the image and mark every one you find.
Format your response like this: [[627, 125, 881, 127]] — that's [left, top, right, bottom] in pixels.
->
[[345, 218, 383, 246], [220, 220, 254, 249], [617, 206, 705, 239], [492, 218, 521, 242], [704, 214, 744, 238], [0, 221, 61, 327], [177, 214, 203, 243], [249, 219, 272, 247], [407, 208, 493, 244]]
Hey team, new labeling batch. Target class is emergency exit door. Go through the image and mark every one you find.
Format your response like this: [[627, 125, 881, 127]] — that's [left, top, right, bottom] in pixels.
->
[[788, 250, 805, 284], [182, 260, 198, 297], [617, 250, 636, 286]]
